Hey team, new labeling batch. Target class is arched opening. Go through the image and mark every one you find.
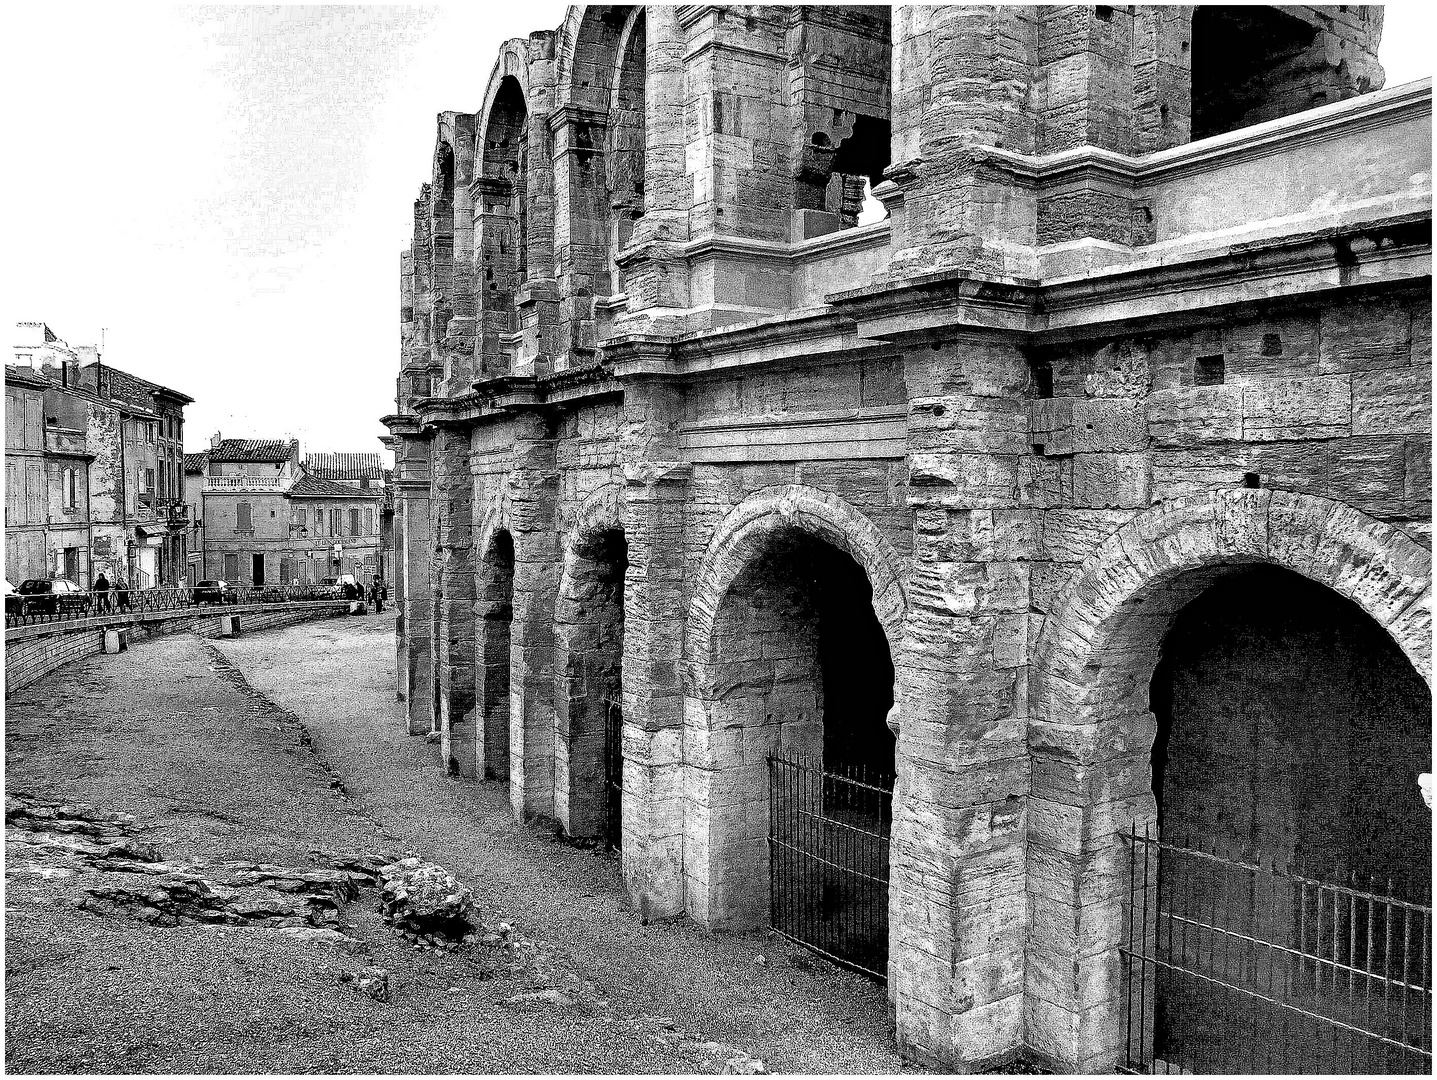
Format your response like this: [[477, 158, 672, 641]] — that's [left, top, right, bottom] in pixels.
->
[[476, 529, 514, 781], [1189, 8, 1379, 141], [555, 527, 627, 844], [695, 526, 895, 966], [606, 8, 645, 294], [477, 77, 528, 377], [791, 7, 892, 237], [1142, 564, 1432, 1072], [431, 141, 456, 339]]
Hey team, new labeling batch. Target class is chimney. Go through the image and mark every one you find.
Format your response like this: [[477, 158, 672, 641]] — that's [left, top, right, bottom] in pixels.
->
[[74, 344, 100, 368], [210, 432, 222, 449], [290, 438, 300, 462]]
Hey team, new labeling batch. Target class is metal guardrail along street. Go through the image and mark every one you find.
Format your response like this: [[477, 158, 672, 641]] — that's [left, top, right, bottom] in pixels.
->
[[1121, 824, 1433, 1075], [5, 583, 352, 629]]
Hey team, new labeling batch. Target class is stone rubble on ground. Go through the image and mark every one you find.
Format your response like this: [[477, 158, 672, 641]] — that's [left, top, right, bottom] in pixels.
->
[[377, 857, 477, 940]]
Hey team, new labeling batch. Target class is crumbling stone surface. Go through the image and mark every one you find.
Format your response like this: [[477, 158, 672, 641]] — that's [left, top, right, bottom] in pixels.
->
[[377, 857, 477, 940], [383, 4, 1429, 1075]]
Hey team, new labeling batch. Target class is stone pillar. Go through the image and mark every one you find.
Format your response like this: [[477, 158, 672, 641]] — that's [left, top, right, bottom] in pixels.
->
[[507, 412, 559, 823], [397, 466, 434, 736], [886, 6, 1039, 278], [434, 424, 477, 778], [620, 456, 691, 920], [393, 493, 409, 702], [888, 331, 1035, 1070], [613, 6, 690, 334]]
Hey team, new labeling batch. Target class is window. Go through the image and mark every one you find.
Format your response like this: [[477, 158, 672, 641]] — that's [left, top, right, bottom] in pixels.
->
[[315, 507, 324, 534], [146, 424, 155, 444], [349, 509, 360, 537], [5, 462, 15, 523], [331, 509, 340, 536], [145, 467, 156, 495], [236, 502, 252, 532], [365, 508, 374, 535], [64, 467, 77, 510]]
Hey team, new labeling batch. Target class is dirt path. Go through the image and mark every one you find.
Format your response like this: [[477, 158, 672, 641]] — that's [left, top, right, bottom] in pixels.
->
[[5, 615, 910, 1074]]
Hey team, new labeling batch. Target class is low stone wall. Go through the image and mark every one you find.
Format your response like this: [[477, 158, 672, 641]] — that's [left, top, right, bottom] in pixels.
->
[[4, 602, 354, 697]]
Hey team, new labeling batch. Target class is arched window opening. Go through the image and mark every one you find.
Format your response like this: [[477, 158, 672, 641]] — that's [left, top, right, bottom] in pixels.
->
[[606, 9, 646, 295], [431, 141, 457, 339], [1190, 8, 1379, 140], [477, 77, 529, 376], [791, 6, 892, 238]]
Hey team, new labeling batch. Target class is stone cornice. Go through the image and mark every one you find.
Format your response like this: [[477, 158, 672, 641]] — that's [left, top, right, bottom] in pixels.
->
[[973, 78, 1431, 192], [835, 206, 1430, 345], [546, 103, 607, 133]]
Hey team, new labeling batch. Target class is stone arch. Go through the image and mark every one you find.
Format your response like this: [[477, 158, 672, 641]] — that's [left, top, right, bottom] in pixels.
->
[[1025, 488, 1432, 1070], [553, 481, 627, 840], [605, 6, 645, 292], [475, 70, 530, 377], [682, 485, 909, 932], [686, 485, 908, 690], [555, 6, 632, 112]]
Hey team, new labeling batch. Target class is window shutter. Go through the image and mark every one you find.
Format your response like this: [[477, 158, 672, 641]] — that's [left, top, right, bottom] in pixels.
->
[[237, 502, 252, 532]]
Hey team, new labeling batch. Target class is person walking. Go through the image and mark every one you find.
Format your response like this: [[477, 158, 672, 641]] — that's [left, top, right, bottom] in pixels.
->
[[93, 572, 111, 613]]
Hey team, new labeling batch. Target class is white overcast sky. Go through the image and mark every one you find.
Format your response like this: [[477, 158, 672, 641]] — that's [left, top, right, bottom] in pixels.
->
[[1, 3, 1432, 460]]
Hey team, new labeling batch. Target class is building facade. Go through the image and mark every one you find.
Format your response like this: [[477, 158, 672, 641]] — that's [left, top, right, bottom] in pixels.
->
[[6, 323, 192, 587], [382, 6, 1431, 1072], [187, 436, 386, 586]]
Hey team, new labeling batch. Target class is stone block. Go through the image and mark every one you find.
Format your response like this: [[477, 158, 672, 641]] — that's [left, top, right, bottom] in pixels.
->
[[1352, 366, 1431, 436], [1071, 453, 1149, 508], [1070, 399, 1147, 453], [102, 629, 128, 654], [219, 615, 241, 638], [1319, 300, 1412, 373], [1242, 375, 1351, 441], [1146, 385, 1243, 447]]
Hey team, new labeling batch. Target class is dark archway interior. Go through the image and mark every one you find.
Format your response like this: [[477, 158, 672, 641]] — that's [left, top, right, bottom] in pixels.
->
[[1146, 565, 1432, 1072], [477, 529, 514, 780], [559, 527, 627, 841], [1191, 8, 1319, 140], [719, 527, 895, 776], [1151, 565, 1430, 887]]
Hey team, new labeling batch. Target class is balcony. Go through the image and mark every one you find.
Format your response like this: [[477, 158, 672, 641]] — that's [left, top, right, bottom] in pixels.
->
[[204, 475, 288, 492]]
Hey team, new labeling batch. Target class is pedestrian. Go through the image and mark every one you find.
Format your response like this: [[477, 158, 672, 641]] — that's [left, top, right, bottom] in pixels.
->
[[93, 572, 111, 613], [116, 578, 131, 613], [370, 579, 384, 614]]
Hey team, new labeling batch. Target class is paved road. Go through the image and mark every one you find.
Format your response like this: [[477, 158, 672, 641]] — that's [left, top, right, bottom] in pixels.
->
[[6, 614, 909, 1074]]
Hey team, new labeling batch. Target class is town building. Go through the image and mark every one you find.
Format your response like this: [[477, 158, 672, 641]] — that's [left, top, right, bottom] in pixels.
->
[[382, 6, 1432, 1072], [6, 323, 192, 587], [186, 435, 387, 586]]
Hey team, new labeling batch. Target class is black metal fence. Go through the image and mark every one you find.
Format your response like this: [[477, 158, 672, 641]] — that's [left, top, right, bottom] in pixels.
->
[[1122, 825, 1433, 1074], [604, 690, 623, 852], [5, 583, 349, 629], [767, 753, 893, 980]]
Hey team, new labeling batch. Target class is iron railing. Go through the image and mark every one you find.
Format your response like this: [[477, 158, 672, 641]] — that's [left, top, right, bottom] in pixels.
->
[[767, 753, 893, 981], [5, 583, 348, 628], [1122, 824, 1433, 1074], [604, 689, 623, 852]]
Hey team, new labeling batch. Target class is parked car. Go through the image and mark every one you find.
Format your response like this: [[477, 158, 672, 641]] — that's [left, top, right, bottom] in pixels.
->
[[191, 579, 235, 605], [16, 578, 90, 616], [3, 579, 18, 616]]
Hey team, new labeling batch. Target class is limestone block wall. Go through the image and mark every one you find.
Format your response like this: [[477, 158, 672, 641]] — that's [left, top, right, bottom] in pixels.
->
[[381, 6, 1427, 1075]]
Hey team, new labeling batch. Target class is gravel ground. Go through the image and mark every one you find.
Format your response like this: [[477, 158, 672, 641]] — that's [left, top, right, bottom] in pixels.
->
[[5, 614, 915, 1074]]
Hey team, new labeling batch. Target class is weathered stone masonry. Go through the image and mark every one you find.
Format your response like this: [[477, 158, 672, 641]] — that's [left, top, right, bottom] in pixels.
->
[[383, 5, 1431, 1071]]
